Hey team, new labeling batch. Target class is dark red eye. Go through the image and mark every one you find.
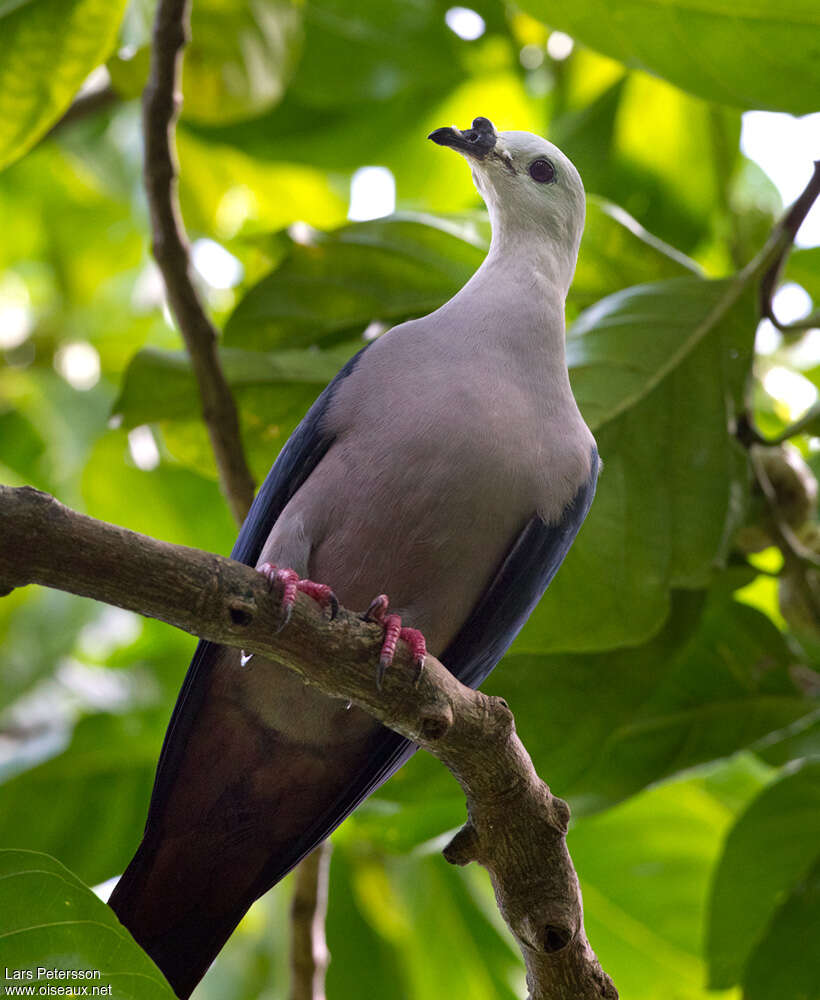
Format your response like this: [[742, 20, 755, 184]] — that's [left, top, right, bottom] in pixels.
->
[[529, 158, 556, 183]]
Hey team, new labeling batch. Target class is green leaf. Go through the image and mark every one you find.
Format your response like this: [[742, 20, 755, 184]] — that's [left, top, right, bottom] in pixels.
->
[[285, 0, 464, 110], [744, 855, 820, 1000], [568, 769, 752, 999], [0, 849, 175, 997], [0, 589, 98, 712], [0, 408, 47, 486], [81, 430, 236, 555], [785, 246, 820, 305], [529, 275, 754, 651], [0, 0, 127, 170], [183, 0, 302, 125], [519, 0, 820, 114], [112, 346, 354, 427], [0, 714, 163, 887], [573, 198, 701, 314], [328, 849, 520, 1000], [491, 584, 813, 813], [552, 66, 741, 253], [707, 760, 820, 990], [224, 216, 486, 351]]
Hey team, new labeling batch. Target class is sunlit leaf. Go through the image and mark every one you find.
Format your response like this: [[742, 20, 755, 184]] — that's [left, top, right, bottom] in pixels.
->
[[520, 0, 820, 114], [0, 0, 127, 170], [568, 770, 751, 1000]]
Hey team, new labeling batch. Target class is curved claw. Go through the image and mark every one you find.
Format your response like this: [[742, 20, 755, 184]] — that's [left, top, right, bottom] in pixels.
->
[[276, 600, 293, 633], [327, 591, 340, 621], [362, 594, 389, 624], [364, 594, 427, 690], [258, 563, 338, 629], [376, 656, 391, 691]]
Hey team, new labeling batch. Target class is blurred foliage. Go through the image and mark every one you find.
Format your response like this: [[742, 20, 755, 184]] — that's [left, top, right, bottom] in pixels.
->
[[0, 1, 818, 999]]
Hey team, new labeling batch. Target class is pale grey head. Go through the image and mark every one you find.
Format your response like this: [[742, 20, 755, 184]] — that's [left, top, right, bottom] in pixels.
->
[[429, 117, 585, 292]]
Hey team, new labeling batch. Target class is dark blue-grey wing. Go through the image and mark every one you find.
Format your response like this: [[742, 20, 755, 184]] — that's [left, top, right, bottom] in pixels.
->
[[443, 450, 599, 689], [144, 345, 368, 823]]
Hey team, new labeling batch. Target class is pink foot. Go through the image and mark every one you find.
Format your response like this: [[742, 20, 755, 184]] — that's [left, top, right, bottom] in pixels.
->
[[258, 563, 339, 631], [363, 594, 427, 689]]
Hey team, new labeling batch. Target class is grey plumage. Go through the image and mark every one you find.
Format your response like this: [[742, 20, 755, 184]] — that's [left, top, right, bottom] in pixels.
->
[[110, 120, 598, 998]]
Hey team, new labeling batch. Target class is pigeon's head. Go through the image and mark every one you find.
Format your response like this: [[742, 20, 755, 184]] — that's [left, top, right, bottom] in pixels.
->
[[429, 118, 585, 280]]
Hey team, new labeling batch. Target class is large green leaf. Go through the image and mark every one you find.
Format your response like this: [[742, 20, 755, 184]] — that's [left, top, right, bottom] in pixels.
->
[[224, 216, 486, 351], [528, 274, 754, 651], [0, 849, 175, 998], [0, 0, 127, 170], [573, 198, 701, 313], [184, 0, 302, 125], [520, 0, 820, 114], [81, 430, 236, 555], [707, 760, 820, 990], [112, 346, 354, 427], [488, 584, 811, 813], [0, 588, 97, 713]]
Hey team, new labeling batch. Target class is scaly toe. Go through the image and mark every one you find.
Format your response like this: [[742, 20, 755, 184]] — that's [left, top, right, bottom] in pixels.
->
[[399, 627, 427, 686], [257, 563, 337, 630], [297, 579, 339, 621], [375, 613, 402, 689]]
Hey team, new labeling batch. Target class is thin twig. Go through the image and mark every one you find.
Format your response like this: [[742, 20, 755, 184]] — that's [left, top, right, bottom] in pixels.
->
[[0, 485, 618, 1000], [290, 842, 332, 1000], [143, 0, 255, 523], [46, 83, 118, 138], [744, 401, 820, 447], [738, 164, 820, 616], [758, 160, 820, 334]]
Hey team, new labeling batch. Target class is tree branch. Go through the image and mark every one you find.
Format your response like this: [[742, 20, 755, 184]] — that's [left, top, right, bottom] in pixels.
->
[[46, 83, 118, 138], [143, 0, 255, 523], [0, 484, 617, 1000], [757, 160, 820, 335], [290, 842, 332, 1000]]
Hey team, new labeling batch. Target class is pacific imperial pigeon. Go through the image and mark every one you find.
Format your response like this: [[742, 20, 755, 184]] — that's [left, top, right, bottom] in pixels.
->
[[110, 117, 599, 998]]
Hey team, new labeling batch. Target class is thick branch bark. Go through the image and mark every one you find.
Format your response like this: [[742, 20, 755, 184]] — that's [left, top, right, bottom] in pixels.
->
[[143, 0, 255, 523], [0, 484, 616, 1000]]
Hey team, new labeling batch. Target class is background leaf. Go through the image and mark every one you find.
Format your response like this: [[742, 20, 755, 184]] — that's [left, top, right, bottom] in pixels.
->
[[0, 0, 127, 170], [0, 849, 175, 998], [707, 761, 820, 990], [519, 0, 820, 114]]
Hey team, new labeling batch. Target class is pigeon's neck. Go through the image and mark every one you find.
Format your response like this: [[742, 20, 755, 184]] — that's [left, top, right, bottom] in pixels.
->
[[467, 229, 571, 361], [485, 216, 577, 299]]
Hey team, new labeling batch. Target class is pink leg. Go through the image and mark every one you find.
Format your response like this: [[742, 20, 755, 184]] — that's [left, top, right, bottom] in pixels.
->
[[258, 563, 339, 631], [364, 594, 427, 689]]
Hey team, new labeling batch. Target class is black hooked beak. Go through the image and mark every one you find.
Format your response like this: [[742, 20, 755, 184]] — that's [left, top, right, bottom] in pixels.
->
[[428, 116, 497, 159]]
